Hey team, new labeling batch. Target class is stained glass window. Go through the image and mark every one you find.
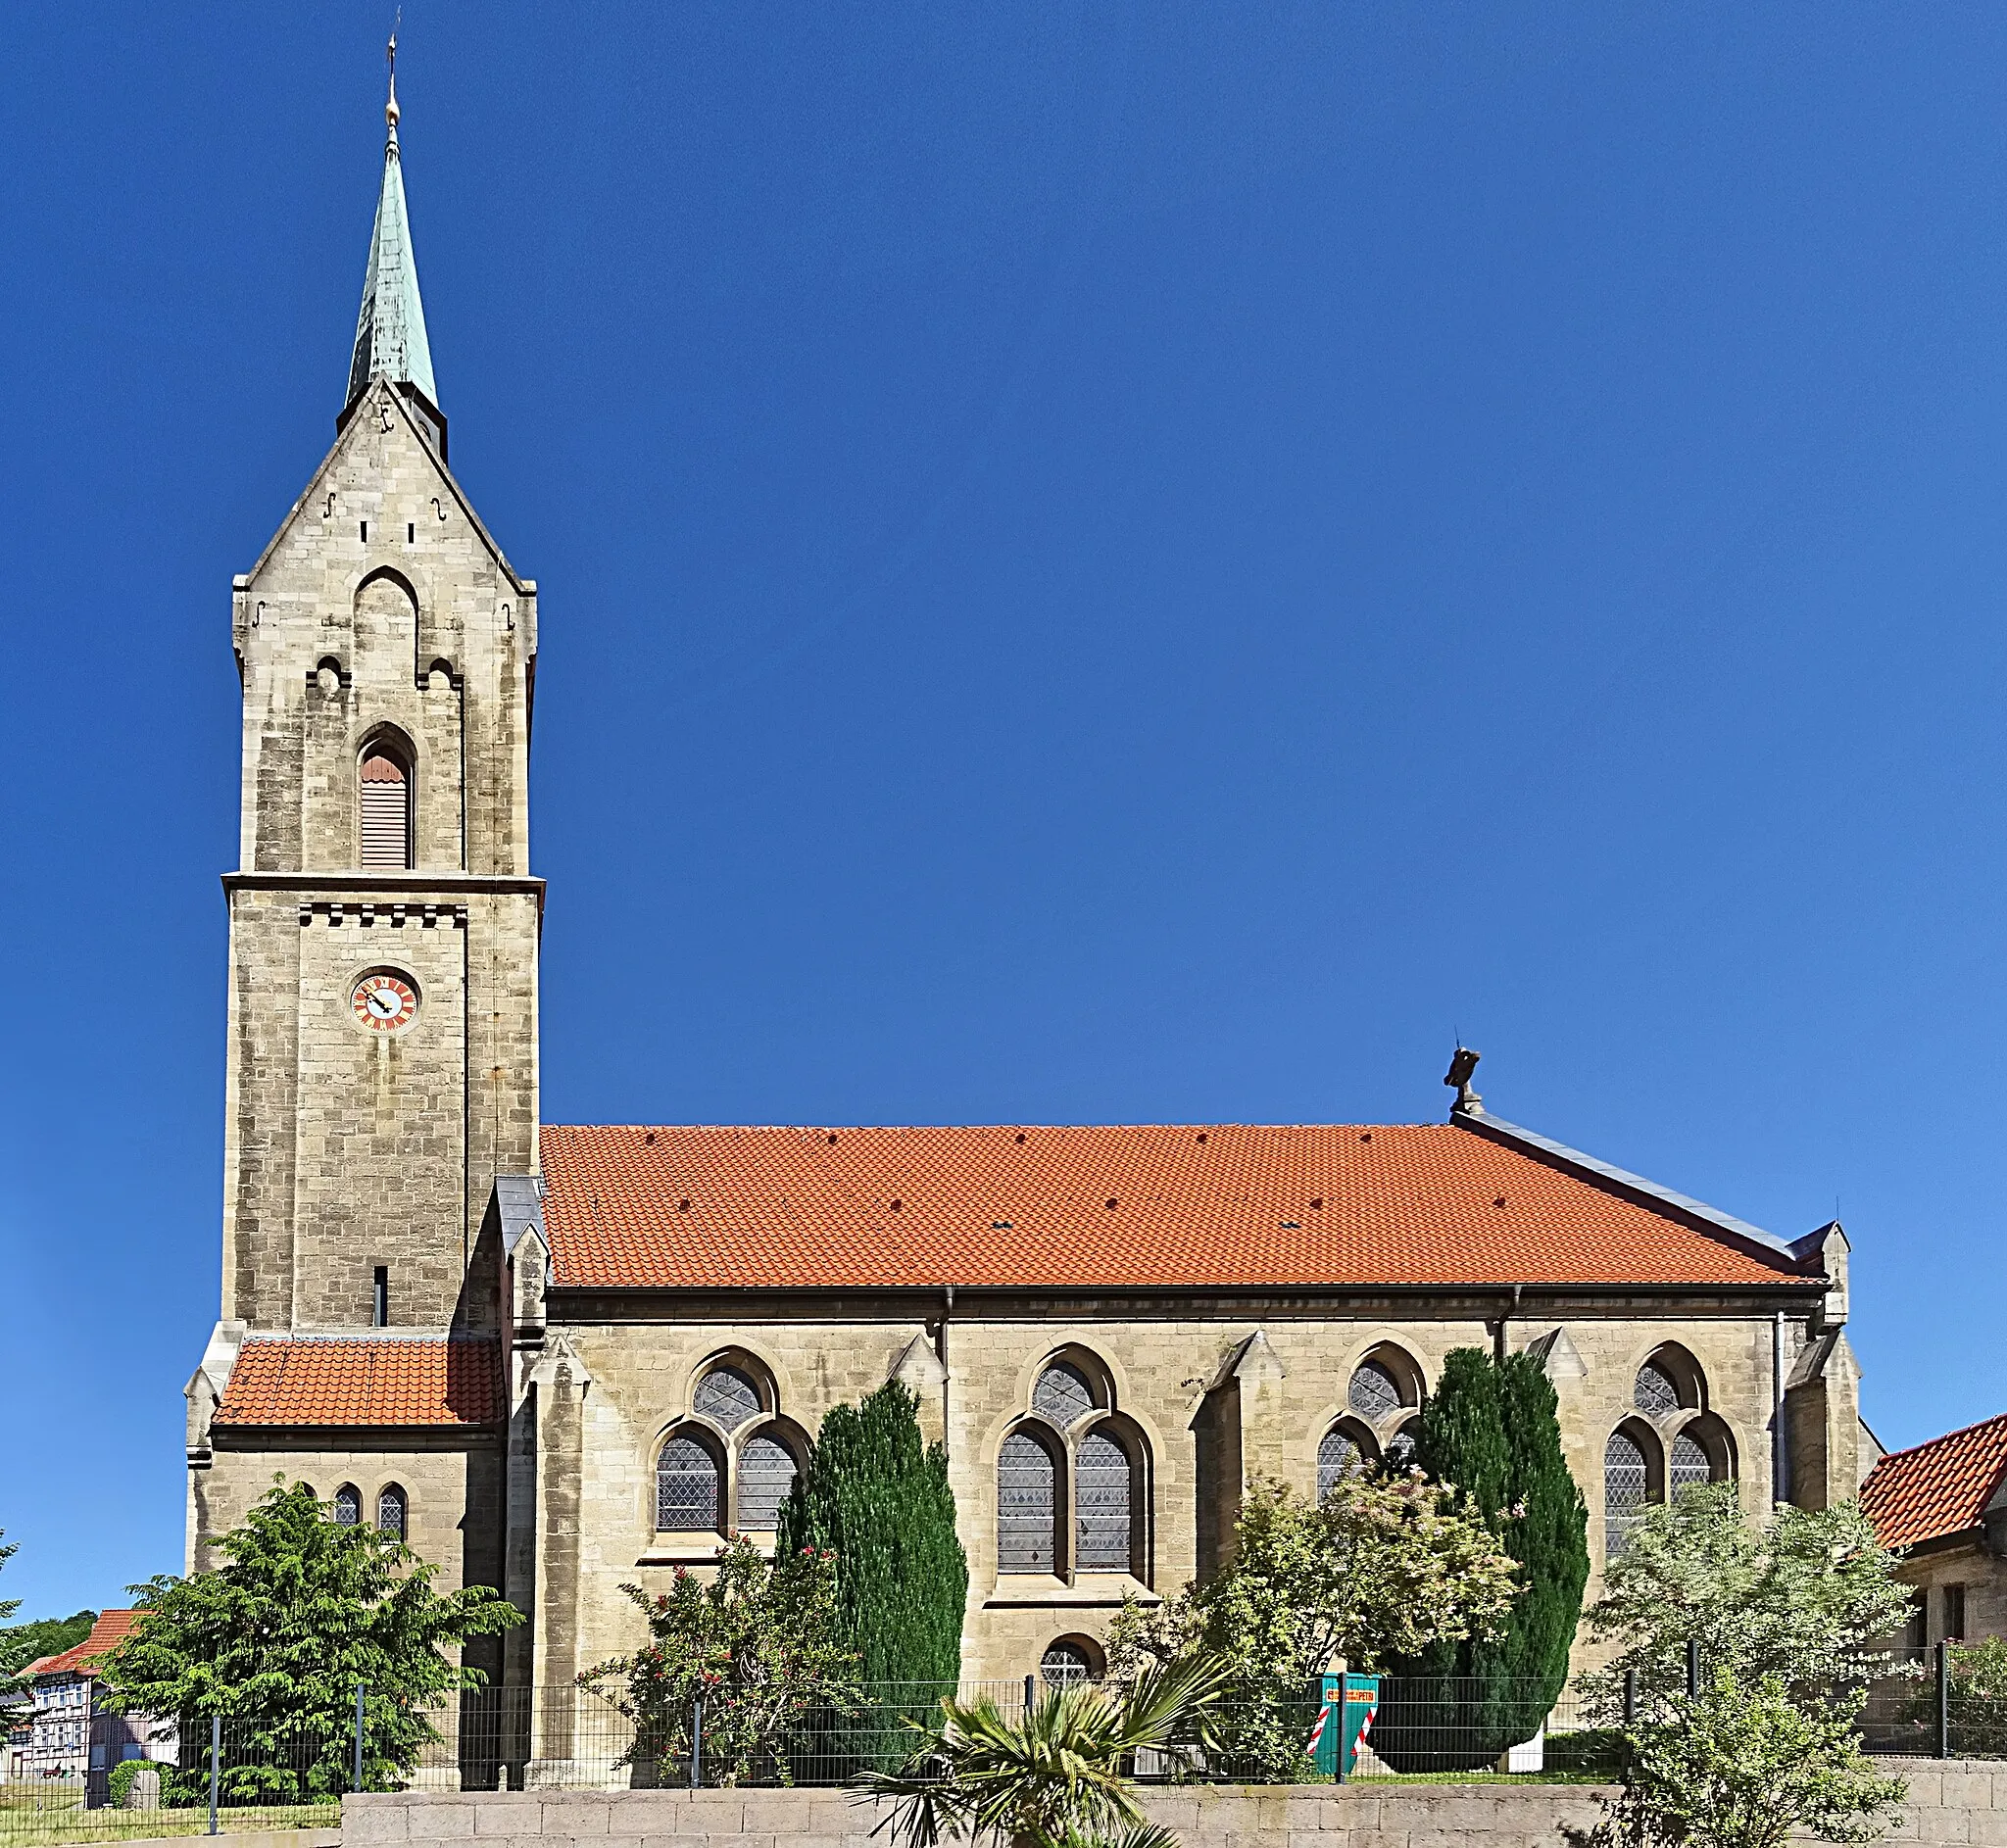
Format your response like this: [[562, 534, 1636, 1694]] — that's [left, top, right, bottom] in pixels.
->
[[1033, 1362, 1097, 1427], [1041, 1641, 1098, 1686], [332, 1484, 362, 1527], [695, 1366, 762, 1431], [658, 1434, 719, 1532], [1348, 1359, 1402, 1421], [1386, 1421, 1421, 1469], [1076, 1429, 1133, 1571], [1634, 1362, 1682, 1419], [1317, 1427, 1364, 1500], [1670, 1431, 1711, 1497], [737, 1434, 798, 1531], [1604, 1430, 1648, 1559], [999, 1429, 1058, 1573], [376, 1483, 407, 1540]]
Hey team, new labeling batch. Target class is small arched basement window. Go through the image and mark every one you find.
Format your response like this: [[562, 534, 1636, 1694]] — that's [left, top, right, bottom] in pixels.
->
[[376, 1483, 408, 1540], [360, 748, 412, 870], [736, 1432, 798, 1531], [331, 1483, 362, 1528], [999, 1429, 1059, 1574], [657, 1433, 721, 1532], [1041, 1639, 1101, 1686]]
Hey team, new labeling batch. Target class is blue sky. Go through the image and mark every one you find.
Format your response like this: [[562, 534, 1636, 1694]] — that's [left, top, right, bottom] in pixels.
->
[[4, 2, 2006, 1619]]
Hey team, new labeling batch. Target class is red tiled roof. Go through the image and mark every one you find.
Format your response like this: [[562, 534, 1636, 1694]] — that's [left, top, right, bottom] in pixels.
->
[[1861, 1414, 2007, 1552], [214, 1337, 502, 1429], [28, 1610, 139, 1680], [537, 1122, 1808, 1291]]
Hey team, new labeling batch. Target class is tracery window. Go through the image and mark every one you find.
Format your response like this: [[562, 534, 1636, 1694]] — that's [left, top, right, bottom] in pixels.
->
[[376, 1483, 408, 1541], [1321, 1347, 1424, 1489], [1603, 1348, 1736, 1562], [332, 1483, 362, 1527], [1041, 1639, 1101, 1686], [1386, 1420, 1422, 1470], [998, 1352, 1150, 1580], [1317, 1425, 1370, 1499], [1348, 1360, 1402, 1421], [655, 1356, 807, 1537]]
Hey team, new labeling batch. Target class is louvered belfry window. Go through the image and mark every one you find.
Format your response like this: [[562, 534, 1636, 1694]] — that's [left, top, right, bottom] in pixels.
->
[[360, 750, 412, 869]]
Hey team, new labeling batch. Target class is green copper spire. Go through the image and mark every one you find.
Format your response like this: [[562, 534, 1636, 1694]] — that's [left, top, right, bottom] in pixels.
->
[[347, 34, 437, 409]]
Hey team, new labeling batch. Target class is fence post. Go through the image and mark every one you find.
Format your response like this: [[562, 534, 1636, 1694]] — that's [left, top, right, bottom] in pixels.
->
[[207, 1713, 220, 1836], [354, 1685, 367, 1793], [690, 1697, 703, 1790], [1623, 1668, 1638, 1727], [1024, 1674, 1036, 1717], [1685, 1639, 1700, 1701], [1937, 1640, 1951, 1760]]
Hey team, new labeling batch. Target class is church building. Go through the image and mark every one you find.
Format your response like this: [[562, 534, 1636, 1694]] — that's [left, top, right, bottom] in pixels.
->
[[183, 64, 1871, 1719]]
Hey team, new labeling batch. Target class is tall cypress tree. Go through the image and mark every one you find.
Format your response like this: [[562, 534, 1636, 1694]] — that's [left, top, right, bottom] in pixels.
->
[[1373, 1348, 1590, 1772], [776, 1381, 968, 1770]]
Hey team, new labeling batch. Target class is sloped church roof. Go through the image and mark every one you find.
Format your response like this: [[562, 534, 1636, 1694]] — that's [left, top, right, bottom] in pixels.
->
[[536, 1116, 1816, 1293]]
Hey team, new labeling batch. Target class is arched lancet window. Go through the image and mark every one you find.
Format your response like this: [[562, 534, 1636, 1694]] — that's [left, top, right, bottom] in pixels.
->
[[736, 1432, 798, 1531], [1034, 1361, 1098, 1426], [1670, 1431, 1712, 1499], [657, 1432, 721, 1532], [1075, 1428, 1133, 1570], [695, 1365, 762, 1431], [376, 1483, 408, 1541], [1386, 1419, 1422, 1470], [360, 747, 412, 870], [332, 1483, 362, 1528], [999, 1429, 1059, 1574], [1317, 1425, 1370, 1500], [1604, 1430, 1648, 1558], [1041, 1639, 1101, 1686], [1348, 1360, 1402, 1421]]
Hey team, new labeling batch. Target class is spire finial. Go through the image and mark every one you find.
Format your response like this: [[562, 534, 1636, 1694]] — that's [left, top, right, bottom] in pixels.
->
[[385, 24, 400, 138]]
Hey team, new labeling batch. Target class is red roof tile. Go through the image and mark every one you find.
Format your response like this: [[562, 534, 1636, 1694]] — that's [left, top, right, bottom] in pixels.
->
[[28, 1610, 140, 1680], [1862, 1414, 2007, 1552], [214, 1337, 501, 1429], [537, 1122, 1808, 1291]]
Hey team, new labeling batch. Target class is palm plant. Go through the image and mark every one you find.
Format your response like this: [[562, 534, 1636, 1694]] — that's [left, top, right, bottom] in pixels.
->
[[860, 1657, 1231, 1848]]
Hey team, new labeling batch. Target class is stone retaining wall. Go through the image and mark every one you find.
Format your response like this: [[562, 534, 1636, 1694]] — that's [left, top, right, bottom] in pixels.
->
[[341, 1763, 2007, 1848]]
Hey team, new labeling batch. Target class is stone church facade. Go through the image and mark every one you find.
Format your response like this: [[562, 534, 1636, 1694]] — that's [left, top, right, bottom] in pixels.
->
[[183, 73, 1871, 1709]]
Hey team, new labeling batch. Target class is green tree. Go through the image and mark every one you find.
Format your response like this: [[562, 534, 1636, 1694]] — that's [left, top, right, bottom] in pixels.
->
[[1105, 1475, 1518, 1781], [1376, 1348, 1590, 1772], [1592, 1664, 1905, 1848], [98, 1481, 521, 1805], [776, 1381, 968, 1767], [864, 1656, 1232, 1848], [1, 1611, 99, 1690], [579, 1536, 860, 1786], [1582, 1483, 1912, 1719]]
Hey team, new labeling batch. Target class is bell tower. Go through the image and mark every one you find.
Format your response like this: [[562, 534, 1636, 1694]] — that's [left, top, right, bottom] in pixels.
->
[[213, 40, 541, 1340]]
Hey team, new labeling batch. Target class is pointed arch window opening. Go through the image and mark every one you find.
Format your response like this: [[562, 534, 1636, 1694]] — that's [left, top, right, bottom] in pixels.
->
[[331, 1484, 362, 1528], [360, 746, 413, 870], [999, 1429, 1059, 1575], [1075, 1428, 1133, 1570], [1317, 1423, 1377, 1500], [657, 1434, 720, 1532], [376, 1483, 408, 1541], [736, 1432, 798, 1532], [1670, 1431, 1712, 1498], [1603, 1430, 1648, 1559]]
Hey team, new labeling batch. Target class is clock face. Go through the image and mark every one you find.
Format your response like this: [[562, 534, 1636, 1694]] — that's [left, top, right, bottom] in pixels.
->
[[351, 971, 418, 1033]]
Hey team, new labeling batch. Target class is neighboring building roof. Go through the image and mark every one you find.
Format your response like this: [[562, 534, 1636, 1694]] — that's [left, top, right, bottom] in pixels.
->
[[537, 1121, 1815, 1292], [27, 1610, 139, 1680], [1861, 1413, 2007, 1553], [213, 1336, 501, 1429]]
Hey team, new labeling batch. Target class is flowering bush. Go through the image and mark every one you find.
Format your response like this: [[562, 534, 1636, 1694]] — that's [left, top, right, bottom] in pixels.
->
[[580, 1537, 860, 1786], [1105, 1474, 1518, 1781]]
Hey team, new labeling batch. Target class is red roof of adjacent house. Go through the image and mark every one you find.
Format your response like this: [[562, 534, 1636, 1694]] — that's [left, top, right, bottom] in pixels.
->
[[213, 1337, 502, 1429], [1861, 1414, 2007, 1553], [27, 1610, 140, 1680], [537, 1121, 1809, 1291]]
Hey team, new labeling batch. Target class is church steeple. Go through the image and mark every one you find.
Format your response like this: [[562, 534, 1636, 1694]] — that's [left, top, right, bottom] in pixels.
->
[[347, 33, 437, 413]]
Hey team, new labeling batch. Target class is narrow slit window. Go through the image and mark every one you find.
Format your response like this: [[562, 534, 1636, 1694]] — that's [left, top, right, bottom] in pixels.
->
[[407, 522, 416, 543], [371, 1266, 388, 1327], [360, 520, 368, 543], [360, 751, 412, 870]]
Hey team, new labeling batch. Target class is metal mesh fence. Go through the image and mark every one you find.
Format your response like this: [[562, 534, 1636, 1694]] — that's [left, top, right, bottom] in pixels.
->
[[6, 1648, 2002, 1844]]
